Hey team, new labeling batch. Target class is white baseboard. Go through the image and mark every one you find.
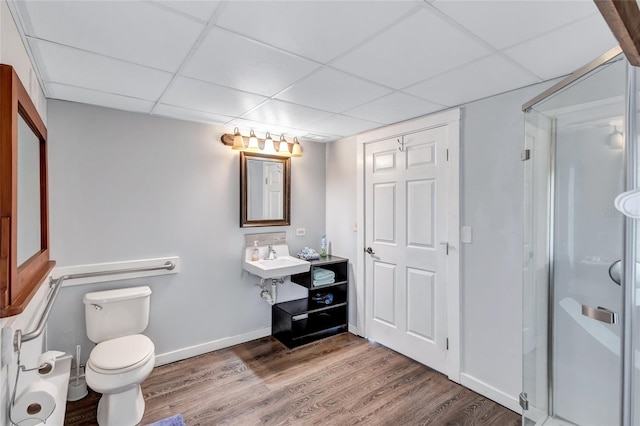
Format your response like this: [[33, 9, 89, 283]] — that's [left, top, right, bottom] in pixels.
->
[[460, 373, 522, 414], [155, 327, 271, 366], [348, 323, 361, 336]]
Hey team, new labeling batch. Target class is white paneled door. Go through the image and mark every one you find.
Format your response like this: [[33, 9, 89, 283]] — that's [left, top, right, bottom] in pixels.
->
[[365, 126, 449, 373]]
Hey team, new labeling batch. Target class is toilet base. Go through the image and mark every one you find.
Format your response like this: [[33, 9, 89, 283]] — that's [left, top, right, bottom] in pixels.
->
[[96, 384, 145, 426]]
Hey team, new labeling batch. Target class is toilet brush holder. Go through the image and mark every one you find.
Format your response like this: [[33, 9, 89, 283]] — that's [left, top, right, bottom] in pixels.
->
[[67, 378, 88, 401]]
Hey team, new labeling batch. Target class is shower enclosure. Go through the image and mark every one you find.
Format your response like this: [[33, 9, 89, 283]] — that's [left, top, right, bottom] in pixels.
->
[[522, 47, 640, 426]]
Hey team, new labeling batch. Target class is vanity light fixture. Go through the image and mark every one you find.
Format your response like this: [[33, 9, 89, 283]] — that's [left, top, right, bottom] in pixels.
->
[[291, 137, 302, 157], [220, 129, 303, 157], [232, 127, 244, 150], [246, 129, 260, 151], [263, 132, 276, 154], [278, 135, 291, 154]]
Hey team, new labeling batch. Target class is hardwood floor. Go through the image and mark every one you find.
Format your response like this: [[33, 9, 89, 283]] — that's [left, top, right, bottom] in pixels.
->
[[65, 334, 520, 425]]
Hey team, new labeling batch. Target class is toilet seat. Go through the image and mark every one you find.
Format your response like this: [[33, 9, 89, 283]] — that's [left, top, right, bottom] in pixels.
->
[[89, 334, 154, 375]]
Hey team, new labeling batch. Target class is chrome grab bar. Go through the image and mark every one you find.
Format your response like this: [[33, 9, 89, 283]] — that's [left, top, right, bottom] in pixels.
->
[[14, 261, 175, 351]]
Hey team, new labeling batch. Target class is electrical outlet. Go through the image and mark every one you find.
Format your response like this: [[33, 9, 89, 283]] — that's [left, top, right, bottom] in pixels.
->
[[461, 226, 472, 244], [353, 221, 358, 232], [296, 228, 306, 236]]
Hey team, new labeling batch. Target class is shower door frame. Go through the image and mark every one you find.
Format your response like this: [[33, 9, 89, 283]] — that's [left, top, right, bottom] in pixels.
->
[[521, 45, 640, 425]]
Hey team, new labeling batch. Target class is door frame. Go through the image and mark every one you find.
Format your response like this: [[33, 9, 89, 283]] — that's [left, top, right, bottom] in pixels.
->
[[355, 108, 461, 382]]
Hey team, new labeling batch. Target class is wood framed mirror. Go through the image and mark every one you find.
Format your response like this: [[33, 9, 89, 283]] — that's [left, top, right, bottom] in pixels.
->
[[0, 64, 54, 317], [240, 151, 291, 227]]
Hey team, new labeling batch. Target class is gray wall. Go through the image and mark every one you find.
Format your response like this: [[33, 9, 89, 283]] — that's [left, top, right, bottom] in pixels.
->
[[46, 100, 326, 363], [326, 80, 556, 407]]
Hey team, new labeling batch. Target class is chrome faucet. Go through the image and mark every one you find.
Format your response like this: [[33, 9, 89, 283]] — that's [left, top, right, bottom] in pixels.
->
[[265, 245, 277, 260]]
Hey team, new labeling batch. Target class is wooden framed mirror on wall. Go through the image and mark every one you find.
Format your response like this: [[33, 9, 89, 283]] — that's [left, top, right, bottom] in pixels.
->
[[240, 151, 291, 227], [0, 64, 55, 317]]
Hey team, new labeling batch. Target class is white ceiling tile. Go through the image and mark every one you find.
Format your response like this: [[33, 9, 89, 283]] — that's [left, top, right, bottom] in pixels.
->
[[183, 28, 320, 97], [215, 1, 421, 63], [47, 83, 155, 114], [152, 1, 220, 22], [404, 54, 540, 107], [19, 1, 203, 72], [275, 68, 392, 113], [332, 8, 491, 89], [241, 100, 333, 129], [303, 115, 383, 138], [343, 92, 445, 124], [431, 0, 598, 50], [153, 104, 233, 125], [31, 39, 173, 101], [503, 15, 619, 80], [162, 77, 267, 117]]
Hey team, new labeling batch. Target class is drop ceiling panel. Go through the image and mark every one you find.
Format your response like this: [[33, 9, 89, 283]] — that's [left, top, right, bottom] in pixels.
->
[[503, 14, 619, 80], [48, 83, 156, 114], [332, 8, 491, 89], [344, 92, 444, 125], [431, 0, 598, 50], [215, 1, 421, 63], [152, 0, 220, 23], [31, 39, 173, 101], [183, 28, 320, 97], [275, 68, 392, 113], [303, 115, 383, 137], [162, 77, 267, 117], [241, 99, 333, 129], [19, 1, 203, 72], [405, 54, 540, 107], [153, 104, 234, 125]]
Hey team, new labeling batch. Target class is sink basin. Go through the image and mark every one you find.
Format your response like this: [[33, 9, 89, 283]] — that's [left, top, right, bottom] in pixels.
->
[[243, 255, 310, 279]]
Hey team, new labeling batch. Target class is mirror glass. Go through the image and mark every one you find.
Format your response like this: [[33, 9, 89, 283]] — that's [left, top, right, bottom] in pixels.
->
[[241, 152, 290, 227], [17, 113, 42, 266]]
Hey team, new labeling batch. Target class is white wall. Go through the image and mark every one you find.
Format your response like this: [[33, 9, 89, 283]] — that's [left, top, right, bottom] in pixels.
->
[[46, 100, 326, 365], [325, 135, 358, 329], [326, 81, 558, 412]]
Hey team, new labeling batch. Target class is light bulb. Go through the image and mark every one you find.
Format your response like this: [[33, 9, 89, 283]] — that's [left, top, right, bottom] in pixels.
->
[[232, 127, 244, 150], [609, 128, 624, 150], [263, 132, 276, 154], [291, 137, 302, 157], [247, 129, 259, 151], [278, 135, 291, 154]]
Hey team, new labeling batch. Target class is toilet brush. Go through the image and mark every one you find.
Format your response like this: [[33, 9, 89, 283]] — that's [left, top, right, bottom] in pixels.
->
[[67, 345, 88, 401]]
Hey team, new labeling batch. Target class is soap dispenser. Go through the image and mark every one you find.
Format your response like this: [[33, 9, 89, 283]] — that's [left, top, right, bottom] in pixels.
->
[[251, 241, 259, 261]]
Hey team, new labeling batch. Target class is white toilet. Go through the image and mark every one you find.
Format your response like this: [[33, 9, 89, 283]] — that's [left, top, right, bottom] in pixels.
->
[[83, 286, 155, 426]]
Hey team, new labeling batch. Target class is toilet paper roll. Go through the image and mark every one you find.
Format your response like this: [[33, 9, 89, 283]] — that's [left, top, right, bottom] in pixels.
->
[[11, 380, 57, 426], [37, 350, 64, 377]]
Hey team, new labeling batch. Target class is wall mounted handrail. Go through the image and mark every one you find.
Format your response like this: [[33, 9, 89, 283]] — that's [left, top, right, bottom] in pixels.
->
[[14, 260, 175, 351]]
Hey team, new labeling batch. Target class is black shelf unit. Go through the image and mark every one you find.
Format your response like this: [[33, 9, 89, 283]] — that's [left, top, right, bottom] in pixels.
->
[[272, 256, 348, 348]]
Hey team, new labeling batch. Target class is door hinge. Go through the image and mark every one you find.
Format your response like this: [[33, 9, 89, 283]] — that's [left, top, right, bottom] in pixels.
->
[[446, 149, 449, 161], [521, 149, 530, 161], [446, 338, 449, 350], [519, 392, 529, 410]]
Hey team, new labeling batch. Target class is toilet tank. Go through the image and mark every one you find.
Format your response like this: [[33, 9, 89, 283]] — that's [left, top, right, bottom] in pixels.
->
[[83, 286, 152, 343]]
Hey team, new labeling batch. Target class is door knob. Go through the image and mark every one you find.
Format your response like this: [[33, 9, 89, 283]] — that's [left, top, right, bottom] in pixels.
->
[[365, 247, 375, 255]]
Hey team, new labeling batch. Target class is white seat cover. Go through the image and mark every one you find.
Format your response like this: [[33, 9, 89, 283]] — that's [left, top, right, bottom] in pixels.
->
[[90, 334, 154, 373]]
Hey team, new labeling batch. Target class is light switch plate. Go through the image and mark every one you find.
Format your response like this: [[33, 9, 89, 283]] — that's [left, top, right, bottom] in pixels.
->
[[296, 228, 306, 236], [461, 226, 472, 244]]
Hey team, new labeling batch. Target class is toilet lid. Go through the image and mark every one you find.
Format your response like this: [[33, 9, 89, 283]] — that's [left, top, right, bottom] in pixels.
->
[[89, 334, 154, 372]]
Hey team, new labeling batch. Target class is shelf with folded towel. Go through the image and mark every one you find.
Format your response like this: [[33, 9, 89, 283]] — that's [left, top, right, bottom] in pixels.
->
[[290, 255, 348, 289], [273, 256, 349, 348]]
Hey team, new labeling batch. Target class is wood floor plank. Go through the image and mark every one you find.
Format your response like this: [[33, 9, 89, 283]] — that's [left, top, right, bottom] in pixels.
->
[[65, 334, 520, 426]]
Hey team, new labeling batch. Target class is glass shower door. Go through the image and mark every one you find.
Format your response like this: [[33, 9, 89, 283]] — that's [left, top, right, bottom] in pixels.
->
[[523, 54, 626, 426]]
